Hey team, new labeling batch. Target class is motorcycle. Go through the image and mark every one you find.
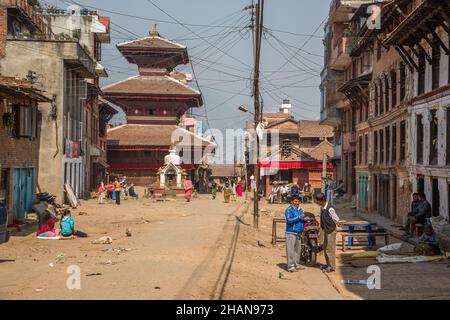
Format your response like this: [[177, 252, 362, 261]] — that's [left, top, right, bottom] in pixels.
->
[[301, 214, 320, 265]]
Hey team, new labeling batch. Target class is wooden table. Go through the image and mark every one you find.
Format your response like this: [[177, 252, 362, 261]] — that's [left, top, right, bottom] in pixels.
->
[[341, 220, 377, 249]]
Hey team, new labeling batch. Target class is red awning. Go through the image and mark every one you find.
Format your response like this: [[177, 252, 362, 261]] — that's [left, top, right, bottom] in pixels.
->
[[259, 161, 334, 169]]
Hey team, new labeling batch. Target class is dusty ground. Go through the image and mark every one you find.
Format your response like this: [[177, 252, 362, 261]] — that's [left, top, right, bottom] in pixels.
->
[[223, 197, 450, 300], [0, 190, 246, 300], [1, 191, 450, 300]]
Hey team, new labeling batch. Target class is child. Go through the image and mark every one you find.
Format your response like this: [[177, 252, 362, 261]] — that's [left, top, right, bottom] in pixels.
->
[[60, 209, 75, 237]]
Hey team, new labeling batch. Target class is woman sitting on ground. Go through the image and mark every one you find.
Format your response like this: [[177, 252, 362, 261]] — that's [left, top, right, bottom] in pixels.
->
[[37, 210, 61, 238], [37, 210, 56, 236], [60, 209, 75, 237]]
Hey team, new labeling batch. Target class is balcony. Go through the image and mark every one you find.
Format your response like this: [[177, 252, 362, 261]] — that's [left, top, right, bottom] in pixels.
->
[[329, 0, 374, 23], [5, 0, 50, 34], [37, 7, 111, 44], [62, 42, 96, 78], [330, 36, 351, 70], [6, 38, 96, 78], [320, 104, 341, 127]]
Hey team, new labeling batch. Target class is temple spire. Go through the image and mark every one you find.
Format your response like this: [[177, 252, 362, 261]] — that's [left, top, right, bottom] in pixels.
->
[[150, 23, 160, 37]]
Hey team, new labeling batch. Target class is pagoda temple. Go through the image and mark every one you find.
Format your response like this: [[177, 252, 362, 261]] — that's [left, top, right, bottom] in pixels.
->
[[103, 26, 212, 187]]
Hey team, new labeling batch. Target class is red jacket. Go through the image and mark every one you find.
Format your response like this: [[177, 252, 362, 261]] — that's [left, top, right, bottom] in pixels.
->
[[37, 218, 55, 235]]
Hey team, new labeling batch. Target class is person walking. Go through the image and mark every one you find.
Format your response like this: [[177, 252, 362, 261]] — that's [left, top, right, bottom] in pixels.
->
[[98, 180, 105, 204], [285, 196, 306, 272], [236, 179, 243, 198], [114, 178, 121, 205], [223, 181, 232, 203], [231, 179, 237, 201], [183, 176, 194, 202], [315, 193, 340, 273], [211, 180, 217, 200], [326, 177, 336, 205]]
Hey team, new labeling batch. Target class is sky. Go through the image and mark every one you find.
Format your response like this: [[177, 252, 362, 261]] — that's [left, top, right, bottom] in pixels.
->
[[43, 0, 329, 130]]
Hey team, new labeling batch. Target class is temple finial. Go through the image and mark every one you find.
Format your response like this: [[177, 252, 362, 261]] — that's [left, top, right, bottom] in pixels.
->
[[150, 23, 160, 37]]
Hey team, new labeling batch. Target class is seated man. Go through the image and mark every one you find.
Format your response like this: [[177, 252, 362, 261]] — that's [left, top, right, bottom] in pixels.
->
[[290, 183, 300, 197], [406, 193, 431, 236], [302, 183, 313, 203], [128, 184, 139, 199]]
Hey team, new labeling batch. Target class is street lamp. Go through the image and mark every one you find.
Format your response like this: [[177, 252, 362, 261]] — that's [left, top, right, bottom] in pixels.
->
[[238, 105, 255, 115], [238, 105, 260, 229]]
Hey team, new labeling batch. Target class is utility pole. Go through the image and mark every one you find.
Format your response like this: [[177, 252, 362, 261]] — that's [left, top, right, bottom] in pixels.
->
[[253, 0, 264, 229], [322, 153, 327, 194]]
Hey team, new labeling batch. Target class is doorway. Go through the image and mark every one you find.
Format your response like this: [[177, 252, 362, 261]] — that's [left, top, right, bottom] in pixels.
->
[[432, 178, 440, 217], [13, 167, 35, 223]]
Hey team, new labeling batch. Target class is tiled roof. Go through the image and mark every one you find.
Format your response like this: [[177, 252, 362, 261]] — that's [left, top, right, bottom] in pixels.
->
[[117, 36, 186, 50], [102, 75, 201, 97], [301, 140, 334, 161], [298, 120, 334, 138], [0, 76, 51, 102], [263, 112, 291, 121], [210, 165, 237, 177], [107, 124, 213, 148]]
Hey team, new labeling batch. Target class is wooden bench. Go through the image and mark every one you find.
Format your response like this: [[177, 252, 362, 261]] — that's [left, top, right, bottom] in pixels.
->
[[341, 232, 390, 252], [271, 218, 286, 245]]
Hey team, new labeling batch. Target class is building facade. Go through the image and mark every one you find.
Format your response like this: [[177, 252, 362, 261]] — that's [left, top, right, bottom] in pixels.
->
[[0, 76, 50, 223], [0, 0, 100, 202], [324, 0, 450, 224]]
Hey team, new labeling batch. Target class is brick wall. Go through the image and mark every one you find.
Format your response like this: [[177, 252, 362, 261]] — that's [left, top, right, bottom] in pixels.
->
[[0, 98, 41, 222], [0, 102, 40, 168]]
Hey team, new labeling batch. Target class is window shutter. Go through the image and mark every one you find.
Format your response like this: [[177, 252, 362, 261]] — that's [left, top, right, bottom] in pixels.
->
[[13, 105, 20, 138]]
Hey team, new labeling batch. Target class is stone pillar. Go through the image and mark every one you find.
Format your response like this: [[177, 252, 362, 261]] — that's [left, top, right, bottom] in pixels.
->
[[176, 172, 182, 188], [160, 172, 165, 188]]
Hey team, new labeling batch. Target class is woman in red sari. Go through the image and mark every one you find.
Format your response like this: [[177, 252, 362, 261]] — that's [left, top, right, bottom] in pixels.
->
[[237, 180, 243, 198], [183, 177, 194, 202]]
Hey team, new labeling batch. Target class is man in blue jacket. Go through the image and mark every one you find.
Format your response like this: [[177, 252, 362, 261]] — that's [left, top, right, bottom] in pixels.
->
[[285, 196, 306, 272]]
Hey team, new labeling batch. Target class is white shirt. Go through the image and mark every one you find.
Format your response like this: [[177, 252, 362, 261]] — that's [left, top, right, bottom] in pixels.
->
[[324, 202, 340, 224]]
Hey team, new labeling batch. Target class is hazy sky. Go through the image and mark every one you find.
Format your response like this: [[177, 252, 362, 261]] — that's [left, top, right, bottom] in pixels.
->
[[45, 0, 329, 130]]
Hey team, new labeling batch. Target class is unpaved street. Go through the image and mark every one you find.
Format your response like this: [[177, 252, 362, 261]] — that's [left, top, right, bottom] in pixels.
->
[[3, 193, 449, 300], [0, 194, 247, 299]]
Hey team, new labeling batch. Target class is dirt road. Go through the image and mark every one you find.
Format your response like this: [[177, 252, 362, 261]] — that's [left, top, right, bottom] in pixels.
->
[[0, 194, 246, 299]]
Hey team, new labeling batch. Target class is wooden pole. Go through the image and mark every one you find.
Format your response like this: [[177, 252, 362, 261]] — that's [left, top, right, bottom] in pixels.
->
[[253, 0, 264, 229]]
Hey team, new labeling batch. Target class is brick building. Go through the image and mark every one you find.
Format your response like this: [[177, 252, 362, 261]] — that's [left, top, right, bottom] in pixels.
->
[[0, 76, 50, 223], [322, 0, 450, 224], [0, 0, 101, 202], [258, 100, 335, 195]]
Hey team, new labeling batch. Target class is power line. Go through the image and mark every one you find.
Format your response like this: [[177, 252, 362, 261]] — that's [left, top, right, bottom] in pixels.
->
[[66, 0, 253, 30], [266, 15, 328, 75]]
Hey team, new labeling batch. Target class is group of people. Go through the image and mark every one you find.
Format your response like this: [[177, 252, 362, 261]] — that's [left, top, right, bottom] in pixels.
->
[[36, 208, 75, 239], [284, 193, 341, 273], [210, 178, 243, 203], [98, 176, 139, 206], [269, 182, 313, 204]]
